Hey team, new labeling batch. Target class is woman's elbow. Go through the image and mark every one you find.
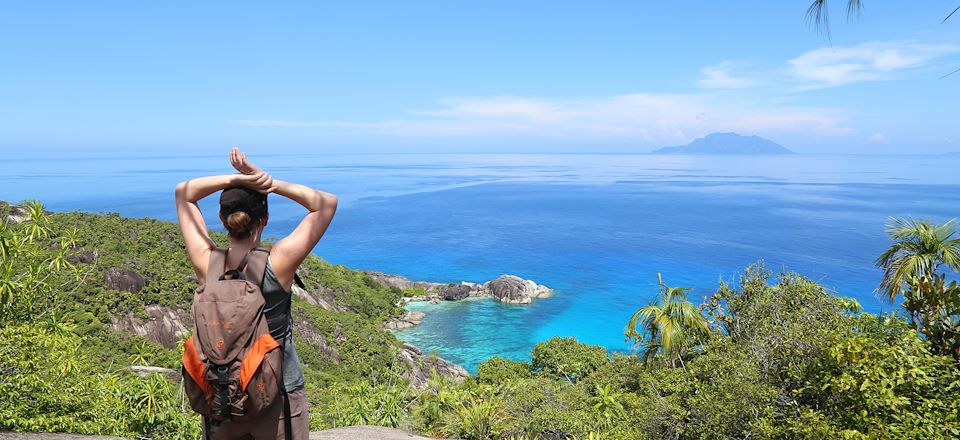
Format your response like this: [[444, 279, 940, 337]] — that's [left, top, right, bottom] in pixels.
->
[[322, 192, 338, 213], [175, 181, 189, 199]]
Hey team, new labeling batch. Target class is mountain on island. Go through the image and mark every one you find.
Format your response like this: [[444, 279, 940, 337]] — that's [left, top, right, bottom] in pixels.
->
[[653, 132, 794, 155]]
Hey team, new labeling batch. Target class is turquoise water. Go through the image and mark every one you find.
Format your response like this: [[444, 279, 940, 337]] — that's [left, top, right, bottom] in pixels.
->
[[3, 153, 959, 371]]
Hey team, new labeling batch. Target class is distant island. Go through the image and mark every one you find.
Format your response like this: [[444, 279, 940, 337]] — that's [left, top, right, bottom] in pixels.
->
[[653, 132, 794, 155]]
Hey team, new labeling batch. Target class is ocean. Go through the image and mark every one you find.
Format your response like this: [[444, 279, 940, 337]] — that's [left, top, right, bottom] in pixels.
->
[[4, 153, 959, 372]]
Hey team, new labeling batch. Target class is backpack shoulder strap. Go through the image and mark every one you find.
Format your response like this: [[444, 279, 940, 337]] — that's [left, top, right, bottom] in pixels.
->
[[205, 248, 228, 285], [243, 246, 271, 286]]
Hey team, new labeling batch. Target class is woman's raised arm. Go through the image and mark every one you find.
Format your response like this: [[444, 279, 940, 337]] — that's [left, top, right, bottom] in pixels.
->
[[228, 148, 337, 288], [175, 171, 274, 278]]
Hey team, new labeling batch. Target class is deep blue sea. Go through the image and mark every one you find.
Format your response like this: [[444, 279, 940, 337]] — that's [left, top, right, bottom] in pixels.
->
[[4, 153, 959, 372]]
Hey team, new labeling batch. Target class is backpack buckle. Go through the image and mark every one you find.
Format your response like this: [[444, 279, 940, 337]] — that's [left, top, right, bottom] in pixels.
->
[[216, 365, 230, 385]]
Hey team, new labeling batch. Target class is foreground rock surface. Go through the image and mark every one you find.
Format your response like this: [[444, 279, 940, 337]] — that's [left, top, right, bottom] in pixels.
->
[[0, 426, 436, 440], [310, 426, 435, 439]]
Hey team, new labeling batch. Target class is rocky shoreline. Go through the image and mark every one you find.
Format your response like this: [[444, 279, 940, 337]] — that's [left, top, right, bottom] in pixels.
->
[[367, 272, 553, 330]]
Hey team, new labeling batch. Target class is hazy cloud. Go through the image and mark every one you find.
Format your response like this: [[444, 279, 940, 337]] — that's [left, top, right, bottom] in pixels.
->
[[698, 40, 958, 91], [788, 40, 958, 87], [239, 39, 958, 145], [698, 61, 760, 89], [236, 93, 852, 145]]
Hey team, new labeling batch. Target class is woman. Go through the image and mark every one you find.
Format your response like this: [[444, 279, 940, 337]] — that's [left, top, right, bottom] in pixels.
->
[[175, 147, 338, 439]]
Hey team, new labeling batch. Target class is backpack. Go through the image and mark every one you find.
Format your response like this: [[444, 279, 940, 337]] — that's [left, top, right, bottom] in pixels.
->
[[181, 246, 290, 429]]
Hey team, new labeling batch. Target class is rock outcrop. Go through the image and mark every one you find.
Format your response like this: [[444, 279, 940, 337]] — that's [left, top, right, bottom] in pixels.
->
[[103, 267, 149, 293], [483, 275, 553, 304], [0, 202, 31, 224], [67, 250, 98, 264], [293, 313, 343, 364], [384, 311, 426, 330], [365, 272, 441, 291], [366, 271, 553, 306], [397, 343, 469, 391], [292, 282, 342, 311], [439, 284, 472, 300], [110, 305, 191, 349]]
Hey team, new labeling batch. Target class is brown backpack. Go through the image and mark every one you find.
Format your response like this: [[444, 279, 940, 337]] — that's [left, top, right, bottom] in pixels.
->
[[181, 246, 289, 427]]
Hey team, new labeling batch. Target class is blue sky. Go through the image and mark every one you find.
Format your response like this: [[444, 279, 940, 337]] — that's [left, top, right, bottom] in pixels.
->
[[2, 1, 959, 155]]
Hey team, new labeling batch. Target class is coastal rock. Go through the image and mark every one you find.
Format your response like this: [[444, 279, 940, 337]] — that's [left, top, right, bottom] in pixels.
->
[[110, 305, 191, 349], [365, 271, 443, 292], [368, 272, 553, 306], [484, 275, 553, 304], [103, 267, 149, 293], [439, 284, 472, 301], [384, 311, 426, 330], [398, 343, 469, 391]]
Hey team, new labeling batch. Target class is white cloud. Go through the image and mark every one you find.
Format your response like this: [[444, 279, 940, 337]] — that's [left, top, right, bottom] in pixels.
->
[[235, 93, 852, 145], [869, 132, 887, 143], [698, 61, 760, 89], [696, 40, 958, 91], [238, 39, 958, 144], [788, 40, 959, 87]]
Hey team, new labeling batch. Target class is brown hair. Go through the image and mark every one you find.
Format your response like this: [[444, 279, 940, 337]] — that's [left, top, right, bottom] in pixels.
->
[[224, 211, 260, 239], [219, 187, 268, 239]]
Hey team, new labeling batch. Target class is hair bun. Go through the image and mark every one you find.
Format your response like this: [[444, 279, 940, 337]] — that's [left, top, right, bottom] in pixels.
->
[[226, 211, 253, 236]]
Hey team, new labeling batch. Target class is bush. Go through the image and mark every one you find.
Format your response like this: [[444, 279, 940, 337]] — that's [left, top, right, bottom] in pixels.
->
[[531, 336, 609, 381], [0, 324, 200, 439], [476, 356, 532, 385]]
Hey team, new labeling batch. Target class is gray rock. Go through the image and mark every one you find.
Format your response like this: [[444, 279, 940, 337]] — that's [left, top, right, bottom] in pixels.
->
[[67, 251, 97, 264], [310, 426, 435, 440], [110, 305, 191, 348], [364, 271, 445, 292], [1, 203, 30, 224], [103, 267, 149, 293], [439, 284, 471, 301], [384, 311, 426, 330], [292, 283, 341, 311], [398, 343, 469, 391], [484, 275, 553, 304], [294, 314, 342, 364]]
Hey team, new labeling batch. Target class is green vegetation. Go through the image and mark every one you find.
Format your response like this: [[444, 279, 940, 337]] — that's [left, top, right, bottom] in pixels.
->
[[2, 203, 958, 439], [625, 273, 709, 368]]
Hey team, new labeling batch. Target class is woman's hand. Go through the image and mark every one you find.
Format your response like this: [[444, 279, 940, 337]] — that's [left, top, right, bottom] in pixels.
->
[[229, 147, 274, 193], [235, 171, 275, 194], [230, 146, 262, 175]]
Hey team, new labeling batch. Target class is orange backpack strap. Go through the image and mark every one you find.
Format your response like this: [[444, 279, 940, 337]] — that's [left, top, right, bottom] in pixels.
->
[[242, 246, 272, 285], [205, 248, 228, 286]]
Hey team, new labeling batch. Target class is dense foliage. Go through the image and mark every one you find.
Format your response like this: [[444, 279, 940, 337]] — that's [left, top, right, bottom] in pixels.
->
[[2, 202, 958, 439]]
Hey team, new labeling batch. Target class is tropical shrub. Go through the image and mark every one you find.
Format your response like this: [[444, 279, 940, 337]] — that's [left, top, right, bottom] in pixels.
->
[[531, 336, 609, 381]]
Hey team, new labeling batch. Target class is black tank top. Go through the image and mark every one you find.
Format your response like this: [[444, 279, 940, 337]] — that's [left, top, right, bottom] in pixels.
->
[[262, 259, 306, 391]]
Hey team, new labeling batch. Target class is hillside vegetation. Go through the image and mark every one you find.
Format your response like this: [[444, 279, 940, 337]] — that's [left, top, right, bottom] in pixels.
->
[[1, 201, 959, 439]]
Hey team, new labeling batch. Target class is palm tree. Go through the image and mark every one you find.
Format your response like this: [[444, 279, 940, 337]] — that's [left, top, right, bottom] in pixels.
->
[[625, 273, 709, 367], [875, 217, 960, 303], [807, 1, 959, 36]]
